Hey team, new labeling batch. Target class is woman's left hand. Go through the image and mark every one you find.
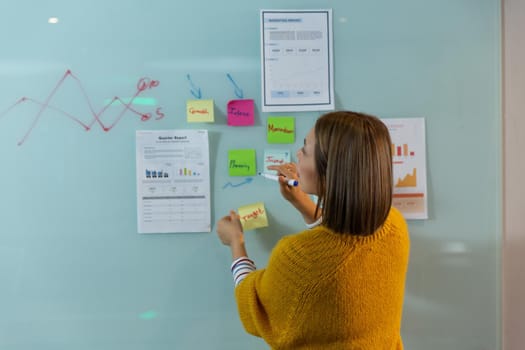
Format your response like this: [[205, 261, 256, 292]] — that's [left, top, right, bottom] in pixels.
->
[[216, 210, 244, 247]]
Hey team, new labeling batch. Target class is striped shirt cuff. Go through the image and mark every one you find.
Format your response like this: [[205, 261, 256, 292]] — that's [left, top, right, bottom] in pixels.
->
[[231, 257, 256, 286]]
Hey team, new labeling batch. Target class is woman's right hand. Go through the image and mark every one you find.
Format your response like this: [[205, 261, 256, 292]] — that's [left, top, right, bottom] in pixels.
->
[[267, 162, 320, 224], [267, 162, 302, 204]]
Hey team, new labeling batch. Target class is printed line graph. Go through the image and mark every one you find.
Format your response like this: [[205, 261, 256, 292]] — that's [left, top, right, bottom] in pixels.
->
[[0, 70, 164, 145]]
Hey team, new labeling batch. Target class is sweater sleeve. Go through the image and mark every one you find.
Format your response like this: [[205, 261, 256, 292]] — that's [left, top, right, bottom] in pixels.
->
[[233, 236, 301, 345], [233, 269, 270, 338]]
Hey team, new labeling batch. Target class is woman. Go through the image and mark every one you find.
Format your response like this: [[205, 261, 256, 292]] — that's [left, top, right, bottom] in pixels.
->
[[217, 111, 410, 349]]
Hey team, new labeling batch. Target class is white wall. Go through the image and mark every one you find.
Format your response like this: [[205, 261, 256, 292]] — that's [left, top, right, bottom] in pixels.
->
[[503, 0, 525, 349]]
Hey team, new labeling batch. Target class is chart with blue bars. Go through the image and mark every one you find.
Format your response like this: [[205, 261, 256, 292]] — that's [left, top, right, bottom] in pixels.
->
[[144, 167, 202, 179], [145, 169, 169, 179]]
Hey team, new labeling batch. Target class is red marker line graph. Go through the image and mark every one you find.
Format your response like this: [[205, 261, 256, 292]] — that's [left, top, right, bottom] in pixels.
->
[[0, 70, 165, 145]]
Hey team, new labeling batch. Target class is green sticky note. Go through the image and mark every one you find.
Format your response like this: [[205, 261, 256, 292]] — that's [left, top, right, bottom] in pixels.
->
[[267, 117, 295, 144], [228, 149, 256, 176]]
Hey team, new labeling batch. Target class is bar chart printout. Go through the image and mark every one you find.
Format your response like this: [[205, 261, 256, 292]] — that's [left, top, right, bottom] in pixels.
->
[[382, 118, 428, 219], [136, 130, 211, 233]]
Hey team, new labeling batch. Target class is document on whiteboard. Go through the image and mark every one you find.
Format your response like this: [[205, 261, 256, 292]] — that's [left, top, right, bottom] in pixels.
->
[[382, 118, 428, 220], [136, 130, 211, 233], [260, 9, 334, 112]]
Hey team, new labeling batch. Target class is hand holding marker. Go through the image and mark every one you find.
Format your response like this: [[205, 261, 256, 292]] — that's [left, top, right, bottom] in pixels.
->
[[259, 172, 298, 187]]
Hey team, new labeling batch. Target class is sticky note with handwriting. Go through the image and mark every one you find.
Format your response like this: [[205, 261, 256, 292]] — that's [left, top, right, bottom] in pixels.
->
[[187, 99, 214, 123], [267, 116, 294, 143], [264, 149, 291, 175], [238, 202, 269, 231], [228, 149, 256, 176], [227, 99, 254, 126]]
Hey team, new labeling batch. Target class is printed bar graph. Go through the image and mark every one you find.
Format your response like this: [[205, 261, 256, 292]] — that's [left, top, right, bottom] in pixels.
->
[[146, 169, 169, 179], [178, 167, 200, 177], [382, 118, 427, 219], [392, 143, 415, 157]]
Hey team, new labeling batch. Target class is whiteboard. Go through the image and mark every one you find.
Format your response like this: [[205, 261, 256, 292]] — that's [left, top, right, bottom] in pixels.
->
[[0, 1, 501, 349]]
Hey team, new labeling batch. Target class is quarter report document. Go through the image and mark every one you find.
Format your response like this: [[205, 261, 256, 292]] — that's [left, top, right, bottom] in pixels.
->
[[136, 130, 211, 233]]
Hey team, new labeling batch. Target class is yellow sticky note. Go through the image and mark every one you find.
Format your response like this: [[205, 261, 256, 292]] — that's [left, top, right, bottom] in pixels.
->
[[187, 99, 214, 123], [238, 202, 269, 231]]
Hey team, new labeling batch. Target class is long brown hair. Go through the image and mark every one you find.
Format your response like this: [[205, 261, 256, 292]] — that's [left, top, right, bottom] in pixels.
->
[[314, 111, 393, 235]]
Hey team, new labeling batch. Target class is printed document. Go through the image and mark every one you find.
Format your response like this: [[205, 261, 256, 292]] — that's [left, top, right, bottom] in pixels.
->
[[136, 130, 211, 233], [382, 118, 428, 220], [261, 9, 334, 112]]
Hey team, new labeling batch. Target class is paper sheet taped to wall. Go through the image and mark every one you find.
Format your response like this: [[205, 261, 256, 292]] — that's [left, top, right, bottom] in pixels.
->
[[382, 118, 428, 220], [136, 130, 211, 233]]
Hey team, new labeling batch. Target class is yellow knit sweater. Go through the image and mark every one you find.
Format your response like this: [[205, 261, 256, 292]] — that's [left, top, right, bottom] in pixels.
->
[[235, 207, 409, 350]]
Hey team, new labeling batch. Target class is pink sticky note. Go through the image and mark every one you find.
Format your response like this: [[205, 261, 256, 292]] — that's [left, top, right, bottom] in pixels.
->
[[227, 99, 254, 126]]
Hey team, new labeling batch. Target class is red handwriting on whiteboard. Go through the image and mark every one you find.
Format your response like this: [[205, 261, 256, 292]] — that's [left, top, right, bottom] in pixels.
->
[[137, 77, 160, 91], [0, 70, 164, 145]]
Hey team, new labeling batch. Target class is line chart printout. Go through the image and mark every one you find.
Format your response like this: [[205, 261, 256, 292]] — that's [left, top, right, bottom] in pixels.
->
[[260, 9, 334, 112], [382, 118, 428, 220], [136, 130, 211, 233]]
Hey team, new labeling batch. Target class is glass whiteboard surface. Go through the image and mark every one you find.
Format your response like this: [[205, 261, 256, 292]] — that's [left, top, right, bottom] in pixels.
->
[[0, 1, 501, 349]]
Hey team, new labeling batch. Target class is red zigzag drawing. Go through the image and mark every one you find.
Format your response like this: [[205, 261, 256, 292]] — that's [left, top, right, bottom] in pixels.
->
[[0, 70, 164, 145]]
